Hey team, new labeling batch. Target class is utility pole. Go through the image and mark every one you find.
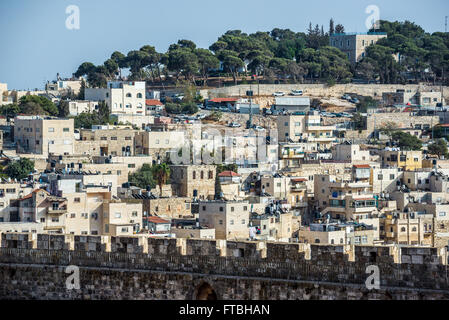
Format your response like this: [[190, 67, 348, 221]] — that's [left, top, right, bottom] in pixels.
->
[[446, 16, 448, 33], [246, 86, 254, 129]]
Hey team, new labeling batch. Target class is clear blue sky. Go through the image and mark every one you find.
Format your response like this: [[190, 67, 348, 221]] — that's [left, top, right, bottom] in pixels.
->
[[0, 0, 448, 90]]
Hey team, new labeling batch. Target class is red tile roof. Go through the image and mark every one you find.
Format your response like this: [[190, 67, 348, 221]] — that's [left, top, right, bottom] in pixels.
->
[[353, 164, 370, 168], [145, 216, 170, 224], [146, 99, 163, 106], [218, 171, 241, 177], [209, 98, 238, 103], [20, 189, 48, 201]]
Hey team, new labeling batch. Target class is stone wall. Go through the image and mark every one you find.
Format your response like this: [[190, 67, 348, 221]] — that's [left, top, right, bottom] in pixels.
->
[[201, 84, 449, 101], [1, 233, 449, 299]]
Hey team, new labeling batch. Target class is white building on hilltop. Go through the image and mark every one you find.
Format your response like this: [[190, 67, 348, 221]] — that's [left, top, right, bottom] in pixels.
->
[[85, 81, 146, 115]]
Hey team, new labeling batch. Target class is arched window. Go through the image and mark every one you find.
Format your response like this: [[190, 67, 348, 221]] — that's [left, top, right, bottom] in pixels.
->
[[126, 93, 132, 98], [412, 227, 417, 232], [137, 93, 143, 98], [314, 239, 320, 244], [401, 227, 406, 232]]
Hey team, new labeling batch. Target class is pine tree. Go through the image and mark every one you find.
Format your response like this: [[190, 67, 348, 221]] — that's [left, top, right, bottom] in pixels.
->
[[329, 18, 335, 35]]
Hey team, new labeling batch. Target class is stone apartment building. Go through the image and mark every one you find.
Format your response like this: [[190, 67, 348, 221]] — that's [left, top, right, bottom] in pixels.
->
[[314, 173, 378, 221], [85, 81, 146, 115], [134, 130, 185, 160], [250, 211, 293, 242], [77, 128, 137, 157], [277, 113, 336, 150], [14, 116, 75, 156], [381, 149, 423, 171], [329, 32, 387, 64], [298, 222, 376, 245], [45, 78, 83, 96], [0, 182, 34, 222], [331, 143, 371, 163], [142, 197, 193, 219], [198, 200, 250, 240], [278, 142, 320, 169], [102, 199, 143, 236], [170, 165, 216, 200], [380, 212, 433, 246], [12, 189, 68, 233], [260, 174, 308, 214]]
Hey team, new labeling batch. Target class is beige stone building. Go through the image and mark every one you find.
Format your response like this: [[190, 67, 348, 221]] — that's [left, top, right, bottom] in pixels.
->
[[142, 197, 193, 219], [329, 32, 387, 64], [277, 113, 336, 150], [380, 149, 423, 171], [14, 116, 75, 155], [102, 199, 143, 236], [0, 182, 34, 222], [77, 128, 137, 156], [298, 222, 377, 245], [314, 174, 378, 220], [250, 212, 293, 242], [199, 200, 250, 240], [170, 165, 216, 199], [135, 130, 185, 159], [331, 143, 371, 162]]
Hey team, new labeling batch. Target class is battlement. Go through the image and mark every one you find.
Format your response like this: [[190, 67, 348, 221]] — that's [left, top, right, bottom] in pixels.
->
[[1, 232, 449, 296], [0, 232, 446, 266]]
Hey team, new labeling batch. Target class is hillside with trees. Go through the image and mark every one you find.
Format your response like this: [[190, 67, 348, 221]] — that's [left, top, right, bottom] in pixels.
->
[[72, 19, 448, 88]]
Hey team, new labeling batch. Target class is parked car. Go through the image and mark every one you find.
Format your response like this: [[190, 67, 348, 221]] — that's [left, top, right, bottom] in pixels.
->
[[341, 112, 353, 118], [228, 122, 241, 128], [252, 125, 265, 131], [350, 98, 360, 104], [290, 90, 303, 96], [273, 92, 285, 97], [341, 94, 351, 100]]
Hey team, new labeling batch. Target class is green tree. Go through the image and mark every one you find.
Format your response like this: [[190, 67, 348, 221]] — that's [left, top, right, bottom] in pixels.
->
[[111, 51, 128, 79], [152, 163, 171, 195], [428, 139, 449, 158], [391, 131, 422, 150], [167, 46, 199, 83], [379, 121, 399, 142], [0, 104, 20, 120], [335, 24, 345, 34], [217, 50, 244, 85], [5, 158, 34, 180], [128, 163, 156, 189], [19, 96, 58, 116], [196, 48, 220, 86], [58, 100, 70, 117]]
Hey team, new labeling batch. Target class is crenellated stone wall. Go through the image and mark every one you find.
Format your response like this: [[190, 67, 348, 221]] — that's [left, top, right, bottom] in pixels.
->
[[0, 232, 449, 300]]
